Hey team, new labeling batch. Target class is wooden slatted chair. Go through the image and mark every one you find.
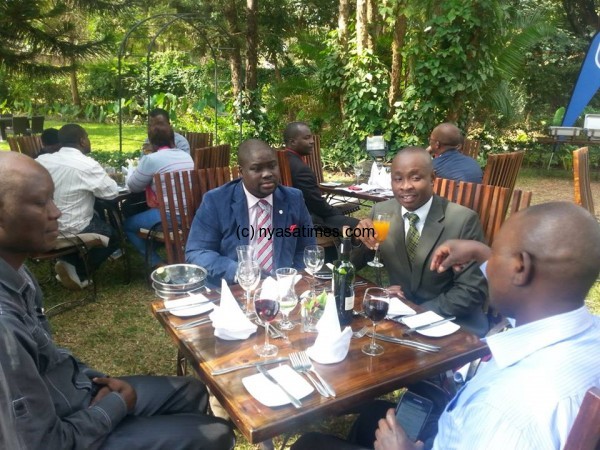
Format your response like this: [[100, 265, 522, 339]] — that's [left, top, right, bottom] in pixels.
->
[[30, 233, 108, 316], [182, 131, 212, 151], [563, 387, 600, 450], [193, 144, 232, 170], [433, 177, 458, 201], [275, 148, 294, 187], [460, 138, 481, 160], [509, 189, 533, 215], [306, 134, 325, 185], [17, 135, 42, 158], [6, 137, 20, 152], [196, 166, 240, 203], [573, 147, 596, 217], [482, 151, 525, 196]]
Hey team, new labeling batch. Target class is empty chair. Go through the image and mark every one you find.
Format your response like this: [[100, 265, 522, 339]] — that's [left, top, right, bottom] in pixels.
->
[[29, 115, 44, 134], [482, 150, 525, 215], [17, 135, 43, 158], [11, 116, 30, 136], [573, 147, 596, 217], [192, 144, 231, 169], [182, 132, 212, 151]]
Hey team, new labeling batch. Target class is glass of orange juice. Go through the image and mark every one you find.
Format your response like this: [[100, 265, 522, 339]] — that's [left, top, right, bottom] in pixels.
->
[[368, 213, 392, 268]]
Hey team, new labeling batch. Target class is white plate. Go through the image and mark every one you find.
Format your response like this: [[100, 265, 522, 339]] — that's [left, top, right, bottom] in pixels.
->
[[320, 182, 342, 187], [163, 294, 214, 317], [242, 364, 314, 407], [402, 311, 460, 337]]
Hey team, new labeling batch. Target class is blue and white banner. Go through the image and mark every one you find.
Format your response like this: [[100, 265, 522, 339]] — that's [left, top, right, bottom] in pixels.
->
[[562, 31, 600, 127]]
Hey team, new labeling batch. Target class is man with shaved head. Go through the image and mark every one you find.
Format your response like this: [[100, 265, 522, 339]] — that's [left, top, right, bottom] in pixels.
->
[[186, 138, 315, 286], [356, 147, 488, 336], [427, 123, 482, 183], [293, 202, 600, 450], [0, 152, 234, 450]]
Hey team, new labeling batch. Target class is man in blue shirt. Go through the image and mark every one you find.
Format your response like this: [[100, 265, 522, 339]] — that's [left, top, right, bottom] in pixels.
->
[[292, 202, 600, 450], [427, 123, 482, 183]]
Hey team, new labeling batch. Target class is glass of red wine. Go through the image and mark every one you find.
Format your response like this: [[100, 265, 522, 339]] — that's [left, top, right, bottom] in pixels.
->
[[253, 288, 280, 357], [362, 287, 390, 356]]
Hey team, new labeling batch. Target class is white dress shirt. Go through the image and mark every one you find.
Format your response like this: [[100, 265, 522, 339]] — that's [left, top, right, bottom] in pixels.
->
[[433, 306, 600, 450], [242, 184, 273, 248], [401, 196, 433, 237], [37, 147, 118, 234]]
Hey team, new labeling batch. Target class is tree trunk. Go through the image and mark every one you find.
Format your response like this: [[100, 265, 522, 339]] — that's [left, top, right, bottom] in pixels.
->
[[356, 0, 368, 54], [365, 0, 376, 52], [69, 59, 81, 107], [338, 0, 350, 48], [245, 0, 258, 92], [223, 1, 244, 98], [388, 13, 407, 108]]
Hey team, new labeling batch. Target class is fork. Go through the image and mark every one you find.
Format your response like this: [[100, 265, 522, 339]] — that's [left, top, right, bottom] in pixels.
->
[[289, 353, 329, 398], [297, 351, 336, 397]]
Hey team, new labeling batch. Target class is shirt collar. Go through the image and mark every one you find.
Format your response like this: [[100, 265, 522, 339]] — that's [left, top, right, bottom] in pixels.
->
[[401, 196, 433, 223], [485, 306, 595, 369], [242, 183, 273, 210], [0, 257, 30, 298]]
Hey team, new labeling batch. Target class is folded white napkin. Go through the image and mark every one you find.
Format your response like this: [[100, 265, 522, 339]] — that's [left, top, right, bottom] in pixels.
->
[[209, 279, 257, 340], [306, 293, 352, 364], [260, 275, 302, 299], [367, 162, 391, 190], [401, 311, 444, 328], [387, 297, 416, 316]]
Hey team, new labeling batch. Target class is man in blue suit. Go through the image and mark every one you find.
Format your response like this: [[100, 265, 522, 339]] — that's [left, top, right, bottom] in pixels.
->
[[186, 138, 316, 286]]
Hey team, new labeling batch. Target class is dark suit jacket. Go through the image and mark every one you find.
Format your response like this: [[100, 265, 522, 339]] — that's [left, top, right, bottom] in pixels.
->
[[185, 179, 316, 286], [374, 195, 489, 336], [286, 150, 339, 218]]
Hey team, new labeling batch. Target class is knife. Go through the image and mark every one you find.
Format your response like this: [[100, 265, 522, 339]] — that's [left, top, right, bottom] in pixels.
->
[[369, 333, 441, 352], [175, 317, 212, 330], [403, 316, 456, 336], [211, 357, 289, 375], [257, 365, 302, 408]]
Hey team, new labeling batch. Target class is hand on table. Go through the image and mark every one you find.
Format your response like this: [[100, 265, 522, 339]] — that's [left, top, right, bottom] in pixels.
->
[[90, 377, 137, 412], [374, 408, 424, 450], [387, 285, 407, 301], [430, 239, 491, 273], [356, 218, 379, 250]]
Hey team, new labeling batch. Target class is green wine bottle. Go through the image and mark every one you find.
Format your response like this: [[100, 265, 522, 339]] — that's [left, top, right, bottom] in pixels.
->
[[333, 234, 355, 327]]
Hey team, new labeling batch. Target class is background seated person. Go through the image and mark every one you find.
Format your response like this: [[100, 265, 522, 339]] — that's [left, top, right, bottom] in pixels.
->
[[125, 122, 194, 269], [284, 121, 359, 233], [355, 147, 488, 337], [186, 138, 316, 286], [294, 201, 600, 450], [426, 123, 482, 183], [37, 123, 119, 290], [142, 108, 190, 155], [0, 152, 235, 450], [37, 127, 61, 156]]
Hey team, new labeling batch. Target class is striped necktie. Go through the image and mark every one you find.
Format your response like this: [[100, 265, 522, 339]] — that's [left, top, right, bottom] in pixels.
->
[[255, 199, 273, 273], [404, 212, 420, 263]]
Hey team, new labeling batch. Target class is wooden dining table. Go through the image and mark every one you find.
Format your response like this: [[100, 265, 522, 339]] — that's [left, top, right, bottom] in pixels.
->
[[319, 183, 393, 205], [150, 277, 489, 444]]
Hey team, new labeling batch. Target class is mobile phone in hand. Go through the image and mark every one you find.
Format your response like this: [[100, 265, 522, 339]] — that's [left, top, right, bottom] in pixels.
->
[[395, 391, 433, 441]]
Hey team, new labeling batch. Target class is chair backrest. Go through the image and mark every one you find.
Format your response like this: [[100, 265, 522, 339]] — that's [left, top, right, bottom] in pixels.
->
[[460, 138, 481, 159], [509, 189, 533, 215], [153, 170, 200, 264], [193, 144, 232, 170], [182, 131, 213, 151], [11, 116, 30, 135], [6, 137, 20, 152], [196, 166, 240, 204], [16, 135, 43, 158], [563, 387, 600, 450], [434, 178, 512, 244], [305, 134, 324, 185], [30, 116, 44, 134], [276, 149, 293, 187], [482, 151, 524, 193], [573, 147, 596, 217]]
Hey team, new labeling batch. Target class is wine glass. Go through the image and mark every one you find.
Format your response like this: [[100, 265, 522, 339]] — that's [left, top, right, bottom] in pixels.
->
[[362, 287, 390, 356], [353, 162, 364, 185], [275, 267, 298, 331], [368, 213, 392, 268], [253, 287, 280, 357], [236, 260, 261, 315], [303, 245, 324, 297]]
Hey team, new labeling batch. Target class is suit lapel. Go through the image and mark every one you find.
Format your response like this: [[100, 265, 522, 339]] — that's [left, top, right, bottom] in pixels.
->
[[272, 187, 286, 267], [232, 181, 250, 244], [410, 196, 444, 292]]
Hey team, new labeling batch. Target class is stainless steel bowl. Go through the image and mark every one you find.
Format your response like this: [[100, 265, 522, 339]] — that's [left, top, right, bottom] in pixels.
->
[[151, 264, 207, 291]]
